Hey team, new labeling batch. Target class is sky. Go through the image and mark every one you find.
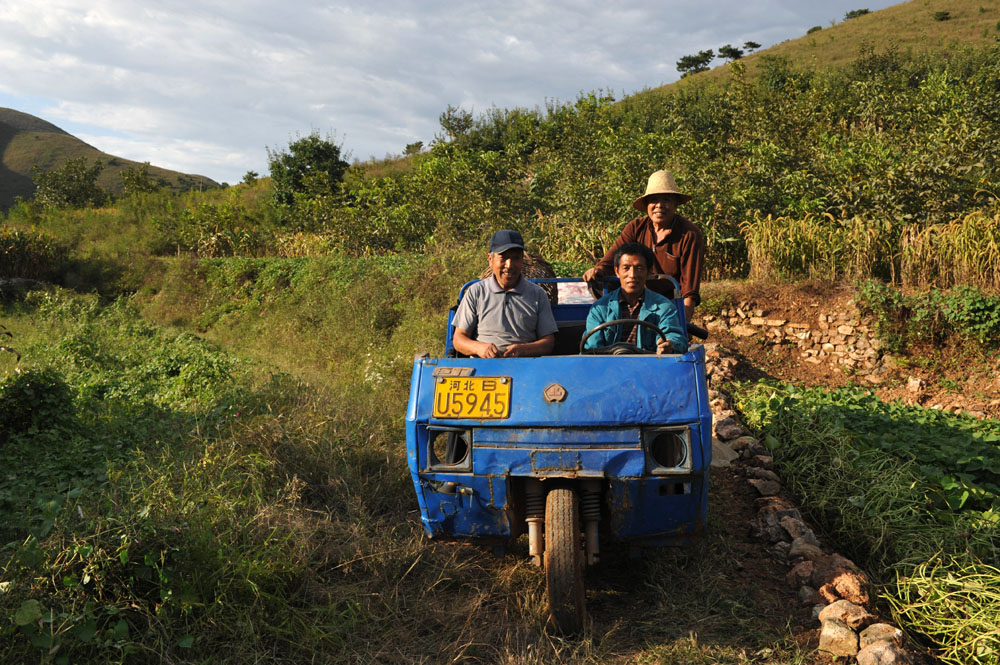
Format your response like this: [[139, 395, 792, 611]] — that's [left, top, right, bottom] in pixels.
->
[[1, 1, 900, 185]]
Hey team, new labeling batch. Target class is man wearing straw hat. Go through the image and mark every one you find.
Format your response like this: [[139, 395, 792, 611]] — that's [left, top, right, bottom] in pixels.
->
[[583, 170, 705, 322]]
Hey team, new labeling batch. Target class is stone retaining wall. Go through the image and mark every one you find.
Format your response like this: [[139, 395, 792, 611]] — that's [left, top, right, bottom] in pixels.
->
[[701, 300, 893, 383]]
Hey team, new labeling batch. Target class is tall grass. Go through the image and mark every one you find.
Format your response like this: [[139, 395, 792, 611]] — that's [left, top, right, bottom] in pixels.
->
[[740, 212, 897, 282], [0, 225, 67, 280], [901, 204, 1000, 290]]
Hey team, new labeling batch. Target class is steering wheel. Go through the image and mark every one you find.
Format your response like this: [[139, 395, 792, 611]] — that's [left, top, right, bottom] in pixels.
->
[[579, 318, 668, 355]]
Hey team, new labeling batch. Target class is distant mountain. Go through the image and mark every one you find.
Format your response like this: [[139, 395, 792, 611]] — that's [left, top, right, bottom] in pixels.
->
[[0, 107, 219, 210]]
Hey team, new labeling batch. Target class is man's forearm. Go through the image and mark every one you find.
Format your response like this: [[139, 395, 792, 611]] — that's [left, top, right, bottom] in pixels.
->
[[683, 297, 695, 323], [503, 335, 555, 357], [453, 329, 497, 358]]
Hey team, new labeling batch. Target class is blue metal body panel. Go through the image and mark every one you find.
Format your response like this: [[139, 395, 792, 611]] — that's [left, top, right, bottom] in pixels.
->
[[405, 278, 711, 546]]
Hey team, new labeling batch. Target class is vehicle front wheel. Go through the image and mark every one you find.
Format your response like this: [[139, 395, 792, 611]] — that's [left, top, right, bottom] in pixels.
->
[[544, 487, 585, 632]]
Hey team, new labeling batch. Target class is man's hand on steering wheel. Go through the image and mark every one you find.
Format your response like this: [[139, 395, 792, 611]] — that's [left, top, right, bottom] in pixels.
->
[[579, 318, 669, 355]]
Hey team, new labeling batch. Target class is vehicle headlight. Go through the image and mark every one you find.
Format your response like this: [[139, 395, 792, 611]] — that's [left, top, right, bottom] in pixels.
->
[[644, 427, 691, 473], [427, 427, 472, 471]]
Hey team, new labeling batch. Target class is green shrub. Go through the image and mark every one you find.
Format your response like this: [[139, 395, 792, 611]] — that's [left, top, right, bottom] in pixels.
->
[[0, 226, 68, 280], [30, 157, 109, 209], [0, 367, 76, 445], [857, 281, 1000, 351]]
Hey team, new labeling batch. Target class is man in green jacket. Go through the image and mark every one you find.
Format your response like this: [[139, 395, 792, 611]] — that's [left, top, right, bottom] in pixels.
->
[[583, 242, 688, 354]]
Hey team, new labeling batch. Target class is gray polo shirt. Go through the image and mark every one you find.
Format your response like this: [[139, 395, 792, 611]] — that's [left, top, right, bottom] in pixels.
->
[[453, 276, 558, 348]]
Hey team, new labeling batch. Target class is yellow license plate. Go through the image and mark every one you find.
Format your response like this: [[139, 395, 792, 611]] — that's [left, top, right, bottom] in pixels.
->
[[433, 376, 511, 419]]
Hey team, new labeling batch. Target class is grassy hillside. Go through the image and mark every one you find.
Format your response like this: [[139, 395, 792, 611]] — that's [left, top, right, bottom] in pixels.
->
[[0, 107, 219, 210], [668, 0, 1000, 87]]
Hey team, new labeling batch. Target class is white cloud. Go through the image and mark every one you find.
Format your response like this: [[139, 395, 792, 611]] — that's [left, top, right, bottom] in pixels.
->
[[0, 0, 900, 184]]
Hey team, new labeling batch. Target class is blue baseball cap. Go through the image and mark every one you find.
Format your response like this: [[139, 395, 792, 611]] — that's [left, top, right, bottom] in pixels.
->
[[489, 229, 525, 254]]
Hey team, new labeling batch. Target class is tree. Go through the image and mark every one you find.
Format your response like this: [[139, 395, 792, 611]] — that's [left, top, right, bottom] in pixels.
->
[[31, 157, 107, 208], [743, 41, 761, 53], [404, 141, 424, 157], [676, 50, 715, 77], [439, 105, 474, 139], [266, 132, 349, 206], [120, 162, 160, 196], [719, 44, 745, 62], [242, 170, 259, 185], [844, 9, 871, 20]]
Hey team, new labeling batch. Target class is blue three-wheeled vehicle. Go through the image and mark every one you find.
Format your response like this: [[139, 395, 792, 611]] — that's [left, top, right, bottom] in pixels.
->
[[405, 277, 712, 632]]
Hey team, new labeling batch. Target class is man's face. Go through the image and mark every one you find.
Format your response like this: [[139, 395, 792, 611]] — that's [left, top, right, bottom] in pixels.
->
[[646, 193, 679, 226], [489, 248, 524, 290], [614, 253, 648, 297]]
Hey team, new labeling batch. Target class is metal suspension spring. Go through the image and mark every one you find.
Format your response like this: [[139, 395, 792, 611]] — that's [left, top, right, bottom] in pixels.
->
[[526, 489, 545, 520], [581, 487, 601, 521]]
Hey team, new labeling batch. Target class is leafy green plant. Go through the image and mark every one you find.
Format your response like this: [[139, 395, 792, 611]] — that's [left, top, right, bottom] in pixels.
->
[[0, 367, 76, 445], [857, 280, 1000, 351], [733, 380, 1000, 665], [31, 157, 109, 209], [267, 131, 350, 207]]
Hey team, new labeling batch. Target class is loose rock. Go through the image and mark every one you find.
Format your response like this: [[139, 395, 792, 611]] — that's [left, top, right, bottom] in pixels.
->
[[746, 467, 781, 482], [856, 640, 913, 665], [819, 599, 877, 630], [748, 478, 781, 496], [786, 560, 814, 587], [819, 617, 859, 657], [811, 554, 872, 606], [754, 497, 804, 543], [788, 536, 824, 561], [860, 623, 904, 648], [797, 585, 822, 605], [710, 438, 740, 467], [714, 417, 748, 441]]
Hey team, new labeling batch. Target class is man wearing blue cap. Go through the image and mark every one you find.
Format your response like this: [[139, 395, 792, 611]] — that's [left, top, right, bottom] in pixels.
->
[[452, 230, 558, 358]]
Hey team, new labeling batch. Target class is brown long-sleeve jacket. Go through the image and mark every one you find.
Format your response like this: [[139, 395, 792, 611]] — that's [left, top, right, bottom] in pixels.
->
[[593, 214, 705, 305]]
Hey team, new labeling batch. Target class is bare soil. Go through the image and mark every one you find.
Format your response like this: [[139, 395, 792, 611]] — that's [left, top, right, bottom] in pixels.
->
[[696, 279, 1000, 419]]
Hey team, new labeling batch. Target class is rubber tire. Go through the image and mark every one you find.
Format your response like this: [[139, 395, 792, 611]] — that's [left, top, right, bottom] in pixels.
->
[[544, 487, 585, 633]]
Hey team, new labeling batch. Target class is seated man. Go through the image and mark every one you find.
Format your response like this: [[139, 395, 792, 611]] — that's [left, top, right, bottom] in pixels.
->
[[452, 229, 558, 358], [583, 242, 688, 354]]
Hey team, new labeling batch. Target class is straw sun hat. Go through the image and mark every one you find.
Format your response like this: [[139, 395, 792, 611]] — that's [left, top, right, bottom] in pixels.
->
[[631, 170, 692, 211]]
